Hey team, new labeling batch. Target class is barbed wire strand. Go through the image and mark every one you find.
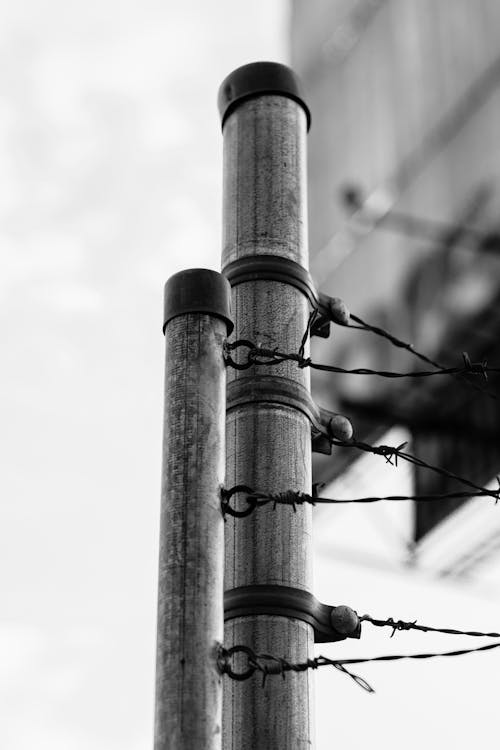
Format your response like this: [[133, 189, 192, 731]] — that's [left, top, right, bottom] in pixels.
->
[[225, 340, 494, 380], [345, 312, 498, 401], [219, 641, 500, 693], [359, 614, 500, 639], [217, 425, 500, 507], [348, 313, 459, 369], [221, 313, 500, 695], [329, 436, 500, 500], [220, 485, 499, 518]]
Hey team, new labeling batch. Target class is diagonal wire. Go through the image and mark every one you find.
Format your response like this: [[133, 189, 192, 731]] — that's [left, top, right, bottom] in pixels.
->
[[348, 313, 447, 369], [329, 436, 500, 501], [344, 312, 498, 401], [224, 342, 500, 499]]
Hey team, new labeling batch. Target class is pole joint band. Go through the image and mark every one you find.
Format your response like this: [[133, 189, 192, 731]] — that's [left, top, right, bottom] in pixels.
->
[[224, 585, 361, 643], [223, 255, 331, 338], [226, 376, 352, 454]]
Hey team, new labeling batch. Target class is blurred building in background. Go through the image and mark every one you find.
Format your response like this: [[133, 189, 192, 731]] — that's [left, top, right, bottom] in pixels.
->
[[290, 0, 500, 577]]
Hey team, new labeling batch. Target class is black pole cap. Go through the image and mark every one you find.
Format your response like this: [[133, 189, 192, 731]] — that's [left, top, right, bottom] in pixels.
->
[[163, 269, 233, 334], [218, 61, 311, 131]]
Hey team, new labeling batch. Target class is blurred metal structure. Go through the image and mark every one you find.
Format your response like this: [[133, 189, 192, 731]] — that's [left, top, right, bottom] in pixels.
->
[[291, 0, 500, 560]]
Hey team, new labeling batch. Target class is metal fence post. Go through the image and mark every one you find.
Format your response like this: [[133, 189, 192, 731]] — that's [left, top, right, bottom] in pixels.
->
[[219, 62, 315, 749], [154, 269, 233, 750]]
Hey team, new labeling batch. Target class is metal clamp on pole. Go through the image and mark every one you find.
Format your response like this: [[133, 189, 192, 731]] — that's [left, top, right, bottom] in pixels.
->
[[223, 255, 331, 338], [226, 376, 353, 454], [223, 254, 351, 338], [224, 585, 362, 643]]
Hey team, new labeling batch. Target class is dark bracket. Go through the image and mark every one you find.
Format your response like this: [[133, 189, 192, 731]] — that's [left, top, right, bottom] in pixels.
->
[[224, 585, 362, 643], [223, 255, 353, 453], [223, 255, 331, 338], [311, 407, 337, 455]]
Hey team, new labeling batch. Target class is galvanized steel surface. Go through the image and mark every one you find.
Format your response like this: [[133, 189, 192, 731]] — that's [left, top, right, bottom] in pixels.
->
[[155, 313, 226, 750], [222, 93, 315, 748]]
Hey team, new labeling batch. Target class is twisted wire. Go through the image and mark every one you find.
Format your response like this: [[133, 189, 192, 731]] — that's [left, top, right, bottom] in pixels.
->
[[219, 641, 500, 694], [218, 413, 500, 507], [224, 340, 494, 380], [344, 313, 498, 401], [360, 614, 500, 639], [220, 485, 499, 518], [329, 436, 500, 501]]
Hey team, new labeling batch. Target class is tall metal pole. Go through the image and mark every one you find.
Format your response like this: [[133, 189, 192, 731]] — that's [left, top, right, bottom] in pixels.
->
[[154, 269, 233, 750], [219, 63, 315, 748]]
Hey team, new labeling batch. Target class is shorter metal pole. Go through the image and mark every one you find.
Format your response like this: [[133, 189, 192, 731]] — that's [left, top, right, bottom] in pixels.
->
[[154, 269, 233, 750]]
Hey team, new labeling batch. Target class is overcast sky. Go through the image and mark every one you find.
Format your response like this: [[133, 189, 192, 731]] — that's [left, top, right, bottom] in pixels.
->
[[1, 2, 499, 748], [1, 3, 288, 747]]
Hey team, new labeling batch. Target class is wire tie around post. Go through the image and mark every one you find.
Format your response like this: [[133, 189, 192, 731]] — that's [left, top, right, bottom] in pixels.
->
[[298, 309, 318, 360]]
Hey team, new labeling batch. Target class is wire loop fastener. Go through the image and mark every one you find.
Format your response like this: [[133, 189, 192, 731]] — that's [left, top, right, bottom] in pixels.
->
[[220, 485, 258, 518], [218, 645, 257, 681]]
